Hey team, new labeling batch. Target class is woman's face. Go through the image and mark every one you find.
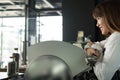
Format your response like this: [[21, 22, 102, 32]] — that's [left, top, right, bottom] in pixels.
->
[[96, 17, 110, 35]]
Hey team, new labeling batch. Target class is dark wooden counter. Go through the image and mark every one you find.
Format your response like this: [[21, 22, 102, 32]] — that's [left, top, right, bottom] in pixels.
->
[[0, 68, 26, 73]]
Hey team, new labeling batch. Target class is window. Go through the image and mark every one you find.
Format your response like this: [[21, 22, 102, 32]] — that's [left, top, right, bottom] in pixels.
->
[[37, 16, 63, 42], [0, 17, 25, 67], [0, 16, 62, 68]]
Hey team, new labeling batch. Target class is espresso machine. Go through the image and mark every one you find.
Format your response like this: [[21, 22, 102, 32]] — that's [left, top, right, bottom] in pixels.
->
[[24, 40, 89, 80]]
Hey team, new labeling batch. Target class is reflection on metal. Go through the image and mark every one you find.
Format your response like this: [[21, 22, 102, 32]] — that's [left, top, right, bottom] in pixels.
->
[[24, 55, 72, 80]]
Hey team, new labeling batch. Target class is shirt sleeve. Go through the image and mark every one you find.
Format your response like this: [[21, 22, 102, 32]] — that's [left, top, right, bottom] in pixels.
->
[[95, 39, 107, 48], [93, 40, 120, 80]]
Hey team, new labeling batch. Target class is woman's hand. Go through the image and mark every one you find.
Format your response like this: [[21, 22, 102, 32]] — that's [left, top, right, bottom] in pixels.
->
[[84, 42, 101, 57], [87, 42, 94, 46], [86, 48, 100, 57]]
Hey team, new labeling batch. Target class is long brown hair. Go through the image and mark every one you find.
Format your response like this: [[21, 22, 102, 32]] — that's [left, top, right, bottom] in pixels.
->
[[92, 1, 120, 33]]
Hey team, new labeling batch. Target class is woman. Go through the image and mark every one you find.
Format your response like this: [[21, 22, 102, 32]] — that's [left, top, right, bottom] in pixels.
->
[[85, 1, 120, 80]]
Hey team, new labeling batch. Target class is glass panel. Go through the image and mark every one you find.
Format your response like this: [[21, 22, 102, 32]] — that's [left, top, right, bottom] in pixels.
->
[[0, 16, 63, 68], [36, 16, 63, 42], [0, 17, 25, 68]]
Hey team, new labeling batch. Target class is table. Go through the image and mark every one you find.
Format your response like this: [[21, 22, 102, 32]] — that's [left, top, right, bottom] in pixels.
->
[[0, 72, 24, 80], [0, 72, 8, 79], [0, 68, 26, 73]]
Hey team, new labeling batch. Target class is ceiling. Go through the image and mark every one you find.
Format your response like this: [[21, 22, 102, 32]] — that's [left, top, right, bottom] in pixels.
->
[[0, 0, 62, 17]]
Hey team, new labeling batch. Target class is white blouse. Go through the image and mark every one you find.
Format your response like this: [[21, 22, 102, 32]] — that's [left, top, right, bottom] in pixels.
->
[[93, 32, 120, 80]]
